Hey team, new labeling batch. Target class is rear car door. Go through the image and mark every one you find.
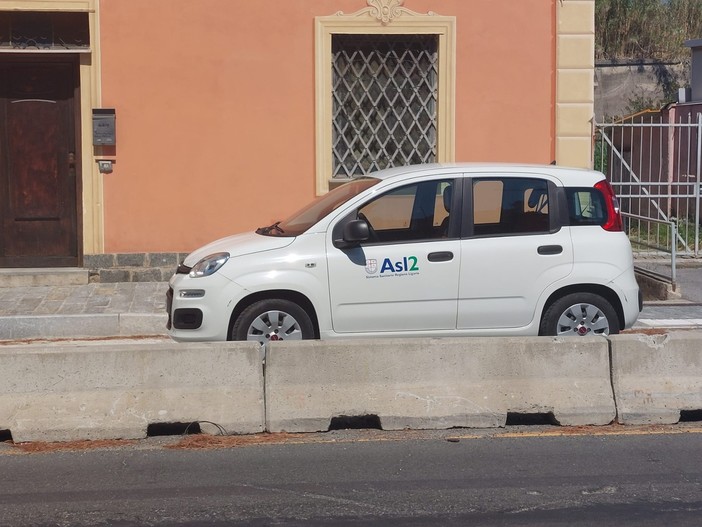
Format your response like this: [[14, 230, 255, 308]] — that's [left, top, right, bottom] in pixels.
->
[[327, 177, 461, 333], [457, 175, 574, 330]]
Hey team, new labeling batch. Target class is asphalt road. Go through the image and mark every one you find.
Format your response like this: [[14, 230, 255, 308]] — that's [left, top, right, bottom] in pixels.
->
[[1, 427, 701, 527]]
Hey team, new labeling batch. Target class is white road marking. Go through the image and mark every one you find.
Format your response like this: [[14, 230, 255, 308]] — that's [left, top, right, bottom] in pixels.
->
[[635, 319, 702, 328]]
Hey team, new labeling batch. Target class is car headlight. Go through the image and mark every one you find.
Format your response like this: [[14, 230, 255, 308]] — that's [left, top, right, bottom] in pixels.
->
[[189, 252, 230, 278]]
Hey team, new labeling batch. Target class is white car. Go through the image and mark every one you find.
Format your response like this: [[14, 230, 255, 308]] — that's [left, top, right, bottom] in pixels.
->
[[167, 163, 641, 344]]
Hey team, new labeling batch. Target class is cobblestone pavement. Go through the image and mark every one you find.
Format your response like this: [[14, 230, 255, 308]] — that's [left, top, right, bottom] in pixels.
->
[[0, 282, 168, 316], [1, 274, 702, 333]]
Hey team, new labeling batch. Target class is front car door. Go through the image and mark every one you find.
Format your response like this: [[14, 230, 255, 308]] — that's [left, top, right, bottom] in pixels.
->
[[327, 177, 461, 334], [458, 174, 574, 330]]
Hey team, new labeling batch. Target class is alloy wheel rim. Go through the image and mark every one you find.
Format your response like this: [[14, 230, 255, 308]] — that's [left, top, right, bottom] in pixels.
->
[[246, 310, 303, 345], [556, 303, 610, 336]]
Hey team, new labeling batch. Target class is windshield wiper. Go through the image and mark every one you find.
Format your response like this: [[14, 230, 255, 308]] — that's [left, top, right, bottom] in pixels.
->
[[256, 221, 285, 235]]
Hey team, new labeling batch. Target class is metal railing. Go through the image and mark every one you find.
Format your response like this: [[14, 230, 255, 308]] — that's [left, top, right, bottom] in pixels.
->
[[595, 110, 702, 289], [623, 212, 677, 285], [616, 180, 699, 256]]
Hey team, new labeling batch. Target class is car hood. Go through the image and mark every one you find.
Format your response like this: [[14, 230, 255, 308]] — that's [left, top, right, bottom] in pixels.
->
[[183, 232, 295, 266]]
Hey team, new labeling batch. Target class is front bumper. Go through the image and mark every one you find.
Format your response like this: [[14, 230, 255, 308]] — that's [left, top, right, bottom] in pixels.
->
[[166, 272, 241, 341], [166, 286, 203, 330]]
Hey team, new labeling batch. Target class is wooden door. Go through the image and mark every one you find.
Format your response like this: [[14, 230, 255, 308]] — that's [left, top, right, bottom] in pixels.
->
[[0, 59, 80, 267]]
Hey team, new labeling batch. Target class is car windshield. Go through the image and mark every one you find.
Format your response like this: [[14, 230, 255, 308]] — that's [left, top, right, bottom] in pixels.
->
[[257, 178, 380, 237]]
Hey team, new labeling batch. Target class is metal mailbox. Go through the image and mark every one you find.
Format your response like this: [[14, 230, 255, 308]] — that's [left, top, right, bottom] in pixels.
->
[[92, 108, 116, 146]]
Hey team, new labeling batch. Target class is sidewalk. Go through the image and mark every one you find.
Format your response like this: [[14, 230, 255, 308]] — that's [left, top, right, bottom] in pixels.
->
[[1, 269, 702, 341], [0, 282, 169, 340]]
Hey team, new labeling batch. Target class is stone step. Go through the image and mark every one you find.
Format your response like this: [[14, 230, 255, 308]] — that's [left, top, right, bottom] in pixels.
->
[[0, 268, 89, 288], [93, 266, 174, 283]]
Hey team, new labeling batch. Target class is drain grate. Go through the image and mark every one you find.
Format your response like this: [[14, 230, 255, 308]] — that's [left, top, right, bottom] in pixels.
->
[[146, 422, 201, 437], [679, 409, 702, 422], [506, 412, 559, 426], [328, 414, 382, 431]]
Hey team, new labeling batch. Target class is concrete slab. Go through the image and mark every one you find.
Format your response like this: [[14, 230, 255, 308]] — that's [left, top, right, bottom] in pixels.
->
[[0, 314, 166, 340], [0, 268, 89, 288], [0, 314, 121, 340], [118, 313, 168, 336]]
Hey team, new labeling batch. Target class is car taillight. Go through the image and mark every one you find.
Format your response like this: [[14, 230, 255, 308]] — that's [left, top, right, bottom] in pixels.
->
[[594, 179, 623, 232]]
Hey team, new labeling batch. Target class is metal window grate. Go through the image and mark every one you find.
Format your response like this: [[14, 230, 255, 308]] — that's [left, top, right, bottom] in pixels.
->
[[332, 34, 438, 178], [0, 12, 89, 50]]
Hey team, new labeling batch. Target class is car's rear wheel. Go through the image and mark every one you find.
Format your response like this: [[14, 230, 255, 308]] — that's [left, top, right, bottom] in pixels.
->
[[540, 293, 619, 336], [231, 299, 314, 345]]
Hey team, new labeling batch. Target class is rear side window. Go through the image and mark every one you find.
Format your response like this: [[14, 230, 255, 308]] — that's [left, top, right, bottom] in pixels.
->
[[472, 178, 550, 236], [566, 188, 607, 226]]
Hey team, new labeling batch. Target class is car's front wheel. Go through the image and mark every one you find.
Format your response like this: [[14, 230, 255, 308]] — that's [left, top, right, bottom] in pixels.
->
[[231, 299, 315, 345], [540, 293, 619, 337]]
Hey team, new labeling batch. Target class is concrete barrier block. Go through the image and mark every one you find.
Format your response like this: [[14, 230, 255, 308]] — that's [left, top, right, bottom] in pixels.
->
[[610, 332, 702, 424], [0, 341, 264, 442], [265, 337, 615, 433]]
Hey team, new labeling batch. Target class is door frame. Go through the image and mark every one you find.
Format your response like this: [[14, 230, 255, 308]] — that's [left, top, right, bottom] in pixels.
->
[[0, 0, 104, 262]]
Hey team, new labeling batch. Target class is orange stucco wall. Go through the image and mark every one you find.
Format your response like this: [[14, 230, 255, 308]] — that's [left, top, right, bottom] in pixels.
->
[[98, 0, 556, 253]]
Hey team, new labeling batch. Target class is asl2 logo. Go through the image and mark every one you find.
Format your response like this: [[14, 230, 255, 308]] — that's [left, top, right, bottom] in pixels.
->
[[380, 256, 419, 274]]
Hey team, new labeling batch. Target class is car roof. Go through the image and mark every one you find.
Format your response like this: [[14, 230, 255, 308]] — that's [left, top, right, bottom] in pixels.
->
[[363, 163, 605, 184]]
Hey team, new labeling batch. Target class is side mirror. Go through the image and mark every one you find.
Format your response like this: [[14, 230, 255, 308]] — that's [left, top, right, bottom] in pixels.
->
[[333, 219, 369, 248]]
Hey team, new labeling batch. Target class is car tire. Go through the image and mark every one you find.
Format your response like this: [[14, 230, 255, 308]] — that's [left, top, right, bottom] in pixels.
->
[[540, 293, 619, 337], [231, 299, 315, 345]]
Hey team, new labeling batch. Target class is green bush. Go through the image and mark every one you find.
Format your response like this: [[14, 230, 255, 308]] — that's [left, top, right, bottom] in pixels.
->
[[596, 0, 702, 61]]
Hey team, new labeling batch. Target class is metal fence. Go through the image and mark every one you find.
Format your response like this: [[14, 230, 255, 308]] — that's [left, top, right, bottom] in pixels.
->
[[595, 110, 702, 285], [622, 212, 677, 285]]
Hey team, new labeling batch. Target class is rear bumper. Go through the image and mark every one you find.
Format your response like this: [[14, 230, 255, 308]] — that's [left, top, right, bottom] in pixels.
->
[[617, 274, 642, 330]]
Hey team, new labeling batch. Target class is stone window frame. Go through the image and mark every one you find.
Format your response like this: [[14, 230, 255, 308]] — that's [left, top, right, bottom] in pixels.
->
[[315, 4, 456, 195]]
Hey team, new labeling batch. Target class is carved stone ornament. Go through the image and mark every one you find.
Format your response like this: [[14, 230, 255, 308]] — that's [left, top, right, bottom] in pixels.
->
[[335, 0, 436, 25]]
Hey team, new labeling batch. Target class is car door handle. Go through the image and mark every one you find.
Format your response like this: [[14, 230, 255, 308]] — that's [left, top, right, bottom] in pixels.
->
[[537, 245, 563, 255], [428, 251, 454, 262]]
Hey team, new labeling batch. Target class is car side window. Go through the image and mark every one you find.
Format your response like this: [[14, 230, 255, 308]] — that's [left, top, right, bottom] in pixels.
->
[[566, 188, 606, 225], [358, 179, 454, 243], [472, 177, 550, 236]]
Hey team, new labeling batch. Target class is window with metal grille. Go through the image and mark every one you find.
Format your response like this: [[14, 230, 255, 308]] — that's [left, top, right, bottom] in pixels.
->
[[332, 34, 438, 179], [0, 12, 89, 50]]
